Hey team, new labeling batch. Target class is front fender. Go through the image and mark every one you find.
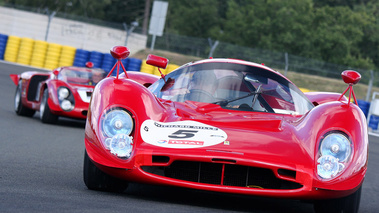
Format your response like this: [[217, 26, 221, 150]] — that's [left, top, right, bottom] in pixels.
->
[[305, 92, 348, 105], [44, 80, 68, 112], [85, 77, 174, 168], [296, 101, 368, 191], [120, 71, 159, 87]]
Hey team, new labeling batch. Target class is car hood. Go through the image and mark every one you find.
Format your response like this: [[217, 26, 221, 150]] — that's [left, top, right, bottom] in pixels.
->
[[138, 101, 315, 169]]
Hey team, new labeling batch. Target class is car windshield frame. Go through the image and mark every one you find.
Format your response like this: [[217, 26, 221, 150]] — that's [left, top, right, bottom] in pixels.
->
[[149, 62, 314, 115], [58, 67, 106, 86]]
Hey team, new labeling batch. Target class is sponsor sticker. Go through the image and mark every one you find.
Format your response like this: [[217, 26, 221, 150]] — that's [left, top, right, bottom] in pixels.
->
[[168, 140, 204, 146], [140, 120, 227, 148]]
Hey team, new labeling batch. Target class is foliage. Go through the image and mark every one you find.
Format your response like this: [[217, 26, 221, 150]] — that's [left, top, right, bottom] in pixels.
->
[[1, 0, 378, 71]]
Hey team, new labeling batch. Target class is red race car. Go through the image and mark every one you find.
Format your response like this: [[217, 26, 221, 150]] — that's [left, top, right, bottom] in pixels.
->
[[10, 62, 106, 124], [84, 46, 368, 213]]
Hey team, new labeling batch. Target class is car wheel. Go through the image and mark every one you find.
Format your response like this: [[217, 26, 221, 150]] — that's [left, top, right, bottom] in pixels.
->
[[14, 82, 35, 117], [40, 89, 58, 124], [313, 186, 362, 213], [83, 150, 128, 193]]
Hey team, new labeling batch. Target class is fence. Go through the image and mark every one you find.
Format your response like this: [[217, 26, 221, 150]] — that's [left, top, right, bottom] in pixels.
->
[[148, 33, 376, 87], [1, 3, 377, 98]]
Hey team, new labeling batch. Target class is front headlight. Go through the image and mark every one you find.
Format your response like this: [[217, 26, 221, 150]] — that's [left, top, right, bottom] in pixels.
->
[[57, 87, 74, 111], [100, 108, 134, 159], [58, 87, 70, 100], [320, 133, 351, 162], [102, 109, 134, 137], [317, 132, 352, 180], [61, 100, 73, 111]]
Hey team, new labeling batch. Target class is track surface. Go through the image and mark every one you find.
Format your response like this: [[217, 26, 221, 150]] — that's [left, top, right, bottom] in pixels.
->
[[0, 61, 378, 212]]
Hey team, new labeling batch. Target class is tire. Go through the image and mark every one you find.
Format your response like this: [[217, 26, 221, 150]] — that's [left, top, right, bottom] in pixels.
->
[[83, 150, 128, 193], [14, 82, 35, 117], [39, 89, 58, 124], [313, 186, 362, 213]]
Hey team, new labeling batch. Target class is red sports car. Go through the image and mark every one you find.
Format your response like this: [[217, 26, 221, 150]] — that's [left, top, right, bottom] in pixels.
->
[[10, 62, 106, 123], [84, 46, 368, 213]]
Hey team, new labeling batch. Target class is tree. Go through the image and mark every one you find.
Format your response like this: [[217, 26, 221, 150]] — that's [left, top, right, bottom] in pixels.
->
[[166, 0, 221, 38], [311, 6, 375, 69], [220, 0, 314, 56]]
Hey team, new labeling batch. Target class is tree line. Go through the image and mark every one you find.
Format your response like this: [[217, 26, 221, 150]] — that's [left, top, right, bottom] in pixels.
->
[[2, 0, 378, 71]]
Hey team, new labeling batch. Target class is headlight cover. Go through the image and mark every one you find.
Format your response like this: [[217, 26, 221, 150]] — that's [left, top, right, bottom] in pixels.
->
[[317, 132, 352, 180], [100, 108, 134, 159], [58, 87, 70, 100], [57, 87, 74, 111]]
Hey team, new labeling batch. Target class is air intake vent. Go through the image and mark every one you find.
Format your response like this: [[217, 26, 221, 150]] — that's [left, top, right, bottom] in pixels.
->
[[152, 155, 170, 163], [142, 161, 303, 189]]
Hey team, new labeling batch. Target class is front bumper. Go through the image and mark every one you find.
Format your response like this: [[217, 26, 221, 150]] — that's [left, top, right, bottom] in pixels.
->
[[85, 139, 364, 200], [48, 98, 88, 119]]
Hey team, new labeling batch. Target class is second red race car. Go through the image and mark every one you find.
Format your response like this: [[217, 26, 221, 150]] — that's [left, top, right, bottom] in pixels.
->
[[10, 62, 106, 124]]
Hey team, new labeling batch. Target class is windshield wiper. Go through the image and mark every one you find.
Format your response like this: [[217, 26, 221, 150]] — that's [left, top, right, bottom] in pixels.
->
[[213, 88, 262, 106]]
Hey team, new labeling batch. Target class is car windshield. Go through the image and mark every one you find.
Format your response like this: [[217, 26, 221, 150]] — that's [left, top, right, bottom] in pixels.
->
[[149, 62, 314, 115], [58, 68, 106, 86]]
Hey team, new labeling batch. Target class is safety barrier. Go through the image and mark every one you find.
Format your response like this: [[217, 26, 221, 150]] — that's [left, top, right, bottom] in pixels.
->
[[4, 35, 21, 62], [0, 34, 180, 78], [0, 34, 8, 60], [88, 51, 104, 68], [44, 43, 62, 70], [140, 60, 155, 74], [30, 40, 48, 68], [101, 53, 116, 72], [58, 46, 76, 67], [16, 37, 34, 65], [73, 49, 90, 67]]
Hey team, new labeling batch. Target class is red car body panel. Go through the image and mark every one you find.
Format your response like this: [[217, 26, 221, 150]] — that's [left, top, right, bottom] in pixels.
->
[[85, 58, 368, 201]]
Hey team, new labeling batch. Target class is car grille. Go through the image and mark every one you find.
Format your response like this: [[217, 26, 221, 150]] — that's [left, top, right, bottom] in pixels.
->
[[142, 160, 302, 189]]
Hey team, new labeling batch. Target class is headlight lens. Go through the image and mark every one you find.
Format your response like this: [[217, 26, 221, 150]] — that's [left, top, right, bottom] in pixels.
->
[[100, 108, 134, 159], [317, 132, 352, 180], [57, 87, 74, 111], [61, 100, 73, 111], [109, 134, 133, 158], [317, 155, 340, 179], [58, 87, 70, 100], [102, 109, 133, 137], [320, 133, 351, 162]]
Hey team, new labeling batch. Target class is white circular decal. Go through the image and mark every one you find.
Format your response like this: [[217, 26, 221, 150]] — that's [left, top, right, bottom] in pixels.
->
[[140, 120, 227, 148]]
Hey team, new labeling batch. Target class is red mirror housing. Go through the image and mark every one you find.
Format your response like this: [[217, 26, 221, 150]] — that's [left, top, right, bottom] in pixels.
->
[[53, 69, 59, 76], [146, 54, 169, 69], [338, 70, 361, 105], [86, 61, 94, 68], [110, 46, 130, 60], [341, 70, 361, 85]]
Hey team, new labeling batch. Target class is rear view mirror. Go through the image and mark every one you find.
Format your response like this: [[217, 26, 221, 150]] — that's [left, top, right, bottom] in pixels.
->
[[110, 46, 130, 60], [85, 62, 94, 68], [146, 54, 169, 69], [53, 69, 59, 76], [341, 70, 361, 85]]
